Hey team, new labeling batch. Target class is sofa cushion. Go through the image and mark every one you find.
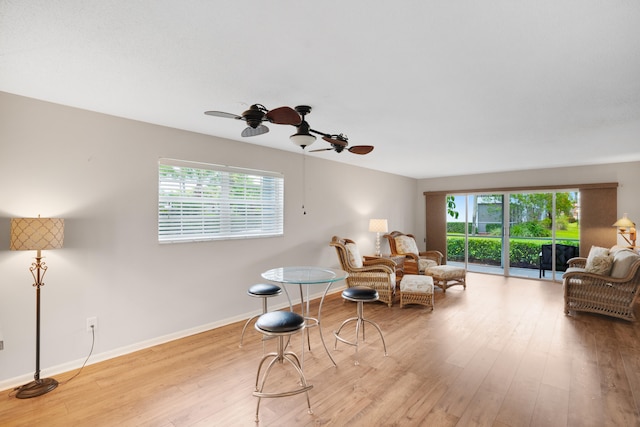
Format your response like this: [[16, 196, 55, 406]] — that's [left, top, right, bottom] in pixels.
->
[[345, 242, 363, 268], [610, 249, 640, 278], [563, 266, 586, 277], [395, 235, 419, 256]]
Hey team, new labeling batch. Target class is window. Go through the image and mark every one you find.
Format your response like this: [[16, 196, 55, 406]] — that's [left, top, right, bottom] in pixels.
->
[[158, 159, 284, 243]]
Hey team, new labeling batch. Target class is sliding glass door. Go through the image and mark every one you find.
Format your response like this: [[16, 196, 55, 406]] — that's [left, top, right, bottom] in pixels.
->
[[446, 190, 579, 280]]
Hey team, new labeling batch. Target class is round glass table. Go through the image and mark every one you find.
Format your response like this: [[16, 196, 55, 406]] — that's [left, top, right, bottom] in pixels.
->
[[261, 266, 348, 367]]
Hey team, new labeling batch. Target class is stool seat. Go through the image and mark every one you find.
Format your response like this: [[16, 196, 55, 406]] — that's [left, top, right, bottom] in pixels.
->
[[342, 286, 378, 302], [248, 283, 283, 297], [240, 283, 284, 347], [399, 275, 434, 309], [424, 265, 466, 293], [256, 311, 305, 334]]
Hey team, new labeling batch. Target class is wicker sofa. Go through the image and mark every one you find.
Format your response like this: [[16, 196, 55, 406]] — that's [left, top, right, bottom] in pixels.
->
[[563, 246, 640, 321]]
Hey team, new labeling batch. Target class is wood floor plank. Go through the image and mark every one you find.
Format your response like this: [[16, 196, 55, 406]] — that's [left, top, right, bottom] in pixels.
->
[[2, 272, 639, 426], [494, 350, 547, 427], [530, 383, 569, 427]]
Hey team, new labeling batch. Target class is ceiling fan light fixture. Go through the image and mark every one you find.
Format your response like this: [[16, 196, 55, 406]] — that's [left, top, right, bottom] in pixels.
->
[[290, 132, 316, 149], [290, 117, 316, 149]]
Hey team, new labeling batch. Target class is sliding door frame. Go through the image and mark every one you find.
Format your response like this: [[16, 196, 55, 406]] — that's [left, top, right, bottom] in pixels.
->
[[425, 182, 618, 277]]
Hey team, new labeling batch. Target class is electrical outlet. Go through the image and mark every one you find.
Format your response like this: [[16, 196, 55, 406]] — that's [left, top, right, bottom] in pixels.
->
[[86, 317, 98, 333]]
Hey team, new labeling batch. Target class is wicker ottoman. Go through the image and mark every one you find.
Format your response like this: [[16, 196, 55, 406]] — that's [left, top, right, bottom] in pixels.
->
[[424, 265, 466, 293], [399, 275, 434, 310]]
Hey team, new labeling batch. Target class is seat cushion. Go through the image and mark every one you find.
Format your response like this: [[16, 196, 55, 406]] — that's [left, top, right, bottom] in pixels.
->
[[424, 265, 466, 280], [418, 258, 437, 272], [256, 311, 305, 333], [343, 286, 379, 301], [395, 235, 419, 256], [400, 275, 434, 293], [563, 267, 586, 276], [248, 283, 282, 296]]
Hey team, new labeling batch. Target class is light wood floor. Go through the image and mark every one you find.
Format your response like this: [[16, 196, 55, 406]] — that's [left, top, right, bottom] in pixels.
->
[[2, 273, 640, 426]]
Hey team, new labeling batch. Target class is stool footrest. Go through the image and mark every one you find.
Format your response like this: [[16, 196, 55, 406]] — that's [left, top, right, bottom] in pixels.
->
[[253, 384, 313, 399]]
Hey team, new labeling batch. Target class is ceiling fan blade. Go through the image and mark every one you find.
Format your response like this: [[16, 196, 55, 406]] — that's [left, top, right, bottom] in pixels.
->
[[266, 106, 302, 125], [309, 147, 333, 152], [322, 135, 347, 146], [348, 145, 374, 155], [204, 111, 243, 120], [241, 125, 269, 137]]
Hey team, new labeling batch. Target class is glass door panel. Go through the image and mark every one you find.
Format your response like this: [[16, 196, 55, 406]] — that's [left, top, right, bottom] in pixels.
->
[[551, 191, 580, 280], [445, 195, 470, 269], [508, 192, 553, 279], [446, 194, 505, 275], [470, 194, 504, 275]]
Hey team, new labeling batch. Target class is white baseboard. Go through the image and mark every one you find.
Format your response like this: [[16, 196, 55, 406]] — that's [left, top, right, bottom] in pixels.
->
[[1, 285, 344, 392]]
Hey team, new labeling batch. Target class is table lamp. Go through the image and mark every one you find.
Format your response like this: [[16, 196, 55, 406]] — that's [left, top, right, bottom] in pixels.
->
[[369, 219, 388, 256], [10, 216, 65, 399]]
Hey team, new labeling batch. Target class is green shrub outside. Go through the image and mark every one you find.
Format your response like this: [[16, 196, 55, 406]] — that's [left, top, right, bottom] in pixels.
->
[[510, 221, 551, 237], [446, 236, 578, 268], [485, 223, 502, 235], [447, 222, 472, 234]]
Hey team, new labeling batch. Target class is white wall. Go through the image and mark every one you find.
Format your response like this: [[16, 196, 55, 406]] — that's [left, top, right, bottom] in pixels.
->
[[415, 161, 640, 248], [0, 92, 416, 387]]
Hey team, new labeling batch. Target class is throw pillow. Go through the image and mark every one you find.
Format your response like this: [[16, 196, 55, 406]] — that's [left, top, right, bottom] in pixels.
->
[[395, 235, 419, 256], [585, 254, 613, 275], [345, 242, 363, 268], [585, 245, 609, 264]]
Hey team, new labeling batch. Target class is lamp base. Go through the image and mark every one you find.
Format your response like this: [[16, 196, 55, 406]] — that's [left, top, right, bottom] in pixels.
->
[[15, 378, 58, 399]]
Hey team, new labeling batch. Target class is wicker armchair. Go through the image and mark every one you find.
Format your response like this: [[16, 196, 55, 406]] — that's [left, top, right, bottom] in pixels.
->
[[563, 249, 640, 321], [383, 231, 443, 275], [330, 236, 396, 307]]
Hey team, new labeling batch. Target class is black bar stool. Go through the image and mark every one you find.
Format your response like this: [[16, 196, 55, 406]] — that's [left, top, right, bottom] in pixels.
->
[[239, 283, 283, 347], [334, 286, 388, 365], [253, 311, 313, 422]]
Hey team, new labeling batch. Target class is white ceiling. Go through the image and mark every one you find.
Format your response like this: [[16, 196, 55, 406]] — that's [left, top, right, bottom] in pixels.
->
[[2, 1, 640, 179]]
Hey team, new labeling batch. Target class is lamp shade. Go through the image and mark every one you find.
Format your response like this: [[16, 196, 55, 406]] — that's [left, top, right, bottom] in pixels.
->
[[290, 133, 316, 149], [290, 119, 316, 149], [10, 218, 64, 251], [369, 219, 388, 233], [613, 213, 635, 228]]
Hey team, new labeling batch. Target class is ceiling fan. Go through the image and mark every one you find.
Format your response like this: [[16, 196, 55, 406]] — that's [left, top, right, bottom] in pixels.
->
[[204, 104, 301, 137], [204, 104, 374, 155]]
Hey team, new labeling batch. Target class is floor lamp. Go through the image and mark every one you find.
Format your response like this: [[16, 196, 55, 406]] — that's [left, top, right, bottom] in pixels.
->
[[10, 216, 65, 399]]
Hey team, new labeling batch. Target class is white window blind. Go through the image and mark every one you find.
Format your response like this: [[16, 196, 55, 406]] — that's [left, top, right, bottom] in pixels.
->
[[158, 159, 284, 243]]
